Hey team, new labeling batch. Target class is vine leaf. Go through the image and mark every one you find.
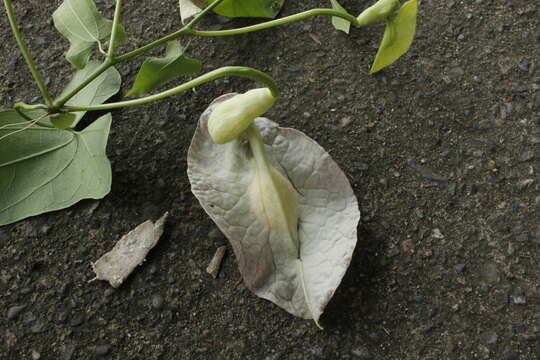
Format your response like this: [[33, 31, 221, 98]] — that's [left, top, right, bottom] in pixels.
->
[[370, 0, 418, 73], [188, 95, 360, 325], [0, 111, 112, 226], [50, 113, 77, 129], [126, 41, 202, 97], [330, 0, 351, 34], [209, 0, 284, 19], [52, 0, 127, 68], [57, 61, 122, 127]]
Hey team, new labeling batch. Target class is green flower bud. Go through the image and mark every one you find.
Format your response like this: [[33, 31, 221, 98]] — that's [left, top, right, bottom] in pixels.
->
[[356, 0, 400, 27], [208, 88, 276, 144]]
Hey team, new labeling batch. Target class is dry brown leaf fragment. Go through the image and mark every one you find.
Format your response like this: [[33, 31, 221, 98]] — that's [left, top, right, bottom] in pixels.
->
[[92, 212, 168, 288], [206, 246, 227, 278]]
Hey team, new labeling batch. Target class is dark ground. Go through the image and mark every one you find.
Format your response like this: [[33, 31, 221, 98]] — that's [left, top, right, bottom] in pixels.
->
[[1, 0, 540, 359]]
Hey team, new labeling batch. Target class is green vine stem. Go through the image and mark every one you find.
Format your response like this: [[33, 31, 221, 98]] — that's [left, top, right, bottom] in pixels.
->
[[53, 6, 358, 111], [107, 0, 124, 59], [60, 66, 279, 112], [3, 0, 53, 106], [191, 9, 360, 37]]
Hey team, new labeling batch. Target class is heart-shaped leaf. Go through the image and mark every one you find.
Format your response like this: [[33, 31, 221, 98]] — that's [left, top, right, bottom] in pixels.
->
[[0, 111, 112, 226], [209, 0, 284, 19], [330, 0, 351, 34], [57, 61, 121, 126], [188, 95, 360, 325], [126, 41, 202, 97], [53, 0, 127, 68], [370, 0, 418, 73], [50, 113, 76, 129]]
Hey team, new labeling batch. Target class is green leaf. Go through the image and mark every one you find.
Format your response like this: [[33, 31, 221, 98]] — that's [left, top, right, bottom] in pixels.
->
[[330, 0, 351, 34], [57, 61, 122, 126], [126, 41, 202, 97], [209, 0, 284, 18], [50, 113, 76, 129], [370, 0, 418, 74], [52, 0, 127, 68], [0, 111, 112, 226]]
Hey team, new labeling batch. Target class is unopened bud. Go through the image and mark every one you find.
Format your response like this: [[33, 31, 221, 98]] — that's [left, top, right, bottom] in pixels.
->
[[356, 0, 400, 27], [208, 88, 276, 144]]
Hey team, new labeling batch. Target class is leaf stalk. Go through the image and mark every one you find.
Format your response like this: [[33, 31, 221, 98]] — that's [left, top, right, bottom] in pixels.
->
[[3, 0, 53, 106], [60, 66, 279, 112]]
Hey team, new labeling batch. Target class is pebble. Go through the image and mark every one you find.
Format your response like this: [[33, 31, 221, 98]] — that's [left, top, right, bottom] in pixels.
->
[[518, 150, 535, 162], [351, 346, 372, 359], [502, 349, 519, 360], [0, 228, 9, 242], [454, 264, 466, 273], [7, 305, 27, 321], [481, 331, 498, 345], [94, 345, 110, 356], [515, 232, 530, 242], [481, 263, 500, 285], [511, 294, 526, 305], [387, 247, 400, 258], [31, 349, 41, 359], [30, 320, 46, 333], [61, 344, 76, 360], [208, 227, 224, 241], [69, 313, 84, 327], [151, 294, 164, 310]]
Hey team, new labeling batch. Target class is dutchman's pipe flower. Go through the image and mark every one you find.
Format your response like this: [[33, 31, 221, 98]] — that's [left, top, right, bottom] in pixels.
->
[[356, 0, 400, 27], [207, 88, 276, 144]]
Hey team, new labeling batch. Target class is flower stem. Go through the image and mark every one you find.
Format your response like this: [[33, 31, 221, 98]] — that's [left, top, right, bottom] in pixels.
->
[[60, 66, 279, 112], [107, 0, 124, 59], [191, 8, 360, 37], [3, 0, 53, 106], [115, 0, 227, 63]]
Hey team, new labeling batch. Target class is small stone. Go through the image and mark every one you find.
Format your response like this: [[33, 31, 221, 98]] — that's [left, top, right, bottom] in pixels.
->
[[7, 305, 27, 321], [481, 331, 498, 345], [511, 294, 526, 305], [30, 320, 46, 334], [466, 183, 478, 195], [151, 294, 164, 310], [340, 116, 353, 127], [61, 344, 76, 360], [517, 179, 534, 190], [208, 227, 224, 241], [69, 313, 84, 327], [502, 349, 519, 360], [515, 232, 530, 242], [31, 349, 41, 360], [0, 228, 10, 242], [518, 150, 535, 162], [520, 333, 538, 341], [351, 346, 371, 359], [38, 225, 51, 236], [481, 263, 500, 285], [386, 247, 400, 258], [94, 345, 110, 357], [454, 264, 466, 273], [507, 242, 515, 256], [432, 228, 444, 239]]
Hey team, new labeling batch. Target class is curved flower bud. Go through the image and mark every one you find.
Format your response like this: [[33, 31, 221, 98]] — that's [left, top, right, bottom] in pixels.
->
[[207, 88, 276, 144], [356, 0, 400, 27]]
